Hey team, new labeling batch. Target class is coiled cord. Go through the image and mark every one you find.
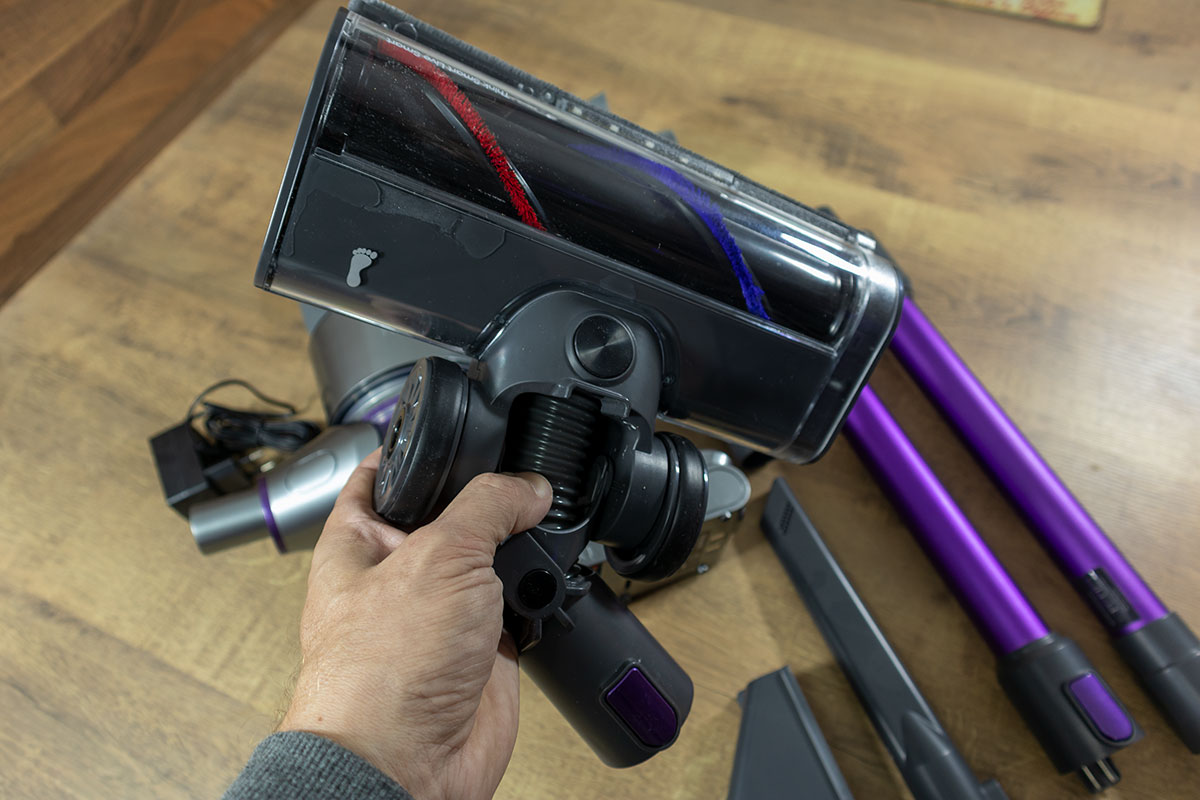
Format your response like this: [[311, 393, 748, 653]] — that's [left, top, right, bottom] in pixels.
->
[[187, 379, 320, 455]]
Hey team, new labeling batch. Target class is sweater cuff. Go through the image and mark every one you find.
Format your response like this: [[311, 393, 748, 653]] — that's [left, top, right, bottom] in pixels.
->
[[223, 730, 414, 800]]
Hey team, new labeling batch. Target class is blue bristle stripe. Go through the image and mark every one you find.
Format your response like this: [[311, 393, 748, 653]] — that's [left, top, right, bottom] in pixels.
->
[[571, 143, 769, 320]]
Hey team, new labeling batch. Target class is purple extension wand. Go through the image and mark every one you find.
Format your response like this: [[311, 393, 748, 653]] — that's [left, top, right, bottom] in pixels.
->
[[892, 298, 1200, 754], [845, 386, 1141, 792]]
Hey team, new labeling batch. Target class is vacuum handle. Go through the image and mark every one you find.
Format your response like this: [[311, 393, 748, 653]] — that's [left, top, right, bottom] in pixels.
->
[[516, 571, 693, 767]]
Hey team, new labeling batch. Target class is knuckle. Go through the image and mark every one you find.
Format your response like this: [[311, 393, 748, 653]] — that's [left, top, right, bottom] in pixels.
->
[[467, 472, 517, 498], [482, 572, 504, 601], [404, 534, 443, 567], [421, 521, 491, 564], [466, 473, 521, 513]]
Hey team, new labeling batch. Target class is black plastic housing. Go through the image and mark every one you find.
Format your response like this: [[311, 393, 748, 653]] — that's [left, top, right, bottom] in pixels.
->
[[372, 294, 704, 766], [1114, 613, 1200, 753], [515, 569, 693, 767], [727, 667, 854, 800], [997, 633, 1142, 792], [149, 422, 249, 514]]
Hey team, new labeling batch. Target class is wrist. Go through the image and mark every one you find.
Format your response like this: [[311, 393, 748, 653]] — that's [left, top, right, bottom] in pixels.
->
[[280, 706, 427, 795]]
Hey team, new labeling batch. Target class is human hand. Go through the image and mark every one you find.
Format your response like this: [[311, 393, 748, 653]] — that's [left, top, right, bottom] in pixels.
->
[[279, 450, 553, 800]]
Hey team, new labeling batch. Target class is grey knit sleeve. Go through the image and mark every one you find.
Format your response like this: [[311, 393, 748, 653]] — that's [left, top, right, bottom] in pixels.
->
[[223, 731, 415, 800]]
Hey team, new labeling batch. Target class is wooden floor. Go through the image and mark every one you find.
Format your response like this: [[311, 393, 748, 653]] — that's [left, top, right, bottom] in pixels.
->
[[0, 0, 316, 305], [1, 0, 1198, 798]]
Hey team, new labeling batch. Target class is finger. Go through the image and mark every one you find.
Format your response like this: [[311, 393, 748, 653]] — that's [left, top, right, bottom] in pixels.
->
[[420, 472, 552, 555], [312, 448, 406, 575], [328, 447, 383, 522]]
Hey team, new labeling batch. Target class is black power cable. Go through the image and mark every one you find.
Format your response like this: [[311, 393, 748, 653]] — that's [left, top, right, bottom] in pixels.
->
[[186, 379, 320, 456]]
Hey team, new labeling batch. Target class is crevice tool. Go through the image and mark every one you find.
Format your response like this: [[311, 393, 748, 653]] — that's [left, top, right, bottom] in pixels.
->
[[728, 667, 855, 800], [763, 478, 1009, 800]]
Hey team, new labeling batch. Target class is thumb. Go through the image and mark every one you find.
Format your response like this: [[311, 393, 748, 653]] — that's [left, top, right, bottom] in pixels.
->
[[417, 472, 553, 555], [312, 448, 406, 576]]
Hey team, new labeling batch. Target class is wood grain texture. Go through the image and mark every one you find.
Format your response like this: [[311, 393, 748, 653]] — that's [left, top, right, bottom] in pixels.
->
[[0, 0, 1197, 798], [0, 0, 317, 303]]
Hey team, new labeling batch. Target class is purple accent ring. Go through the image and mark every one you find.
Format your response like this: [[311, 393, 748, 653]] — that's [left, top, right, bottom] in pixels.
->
[[361, 395, 401, 438], [845, 386, 1050, 655], [890, 298, 1167, 635], [257, 478, 287, 554]]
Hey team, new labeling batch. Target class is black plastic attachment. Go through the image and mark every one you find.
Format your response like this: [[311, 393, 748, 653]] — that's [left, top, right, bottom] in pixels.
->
[[1113, 613, 1200, 753], [370, 292, 703, 766], [374, 357, 468, 527], [591, 447, 749, 601], [727, 667, 854, 800], [149, 422, 250, 515], [605, 433, 707, 582], [997, 633, 1142, 792], [515, 566, 693, 767], [762, 479, 1008, 800]]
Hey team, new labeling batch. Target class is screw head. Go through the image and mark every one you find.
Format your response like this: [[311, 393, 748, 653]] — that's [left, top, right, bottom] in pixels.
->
[[573, 315, 634, 379]]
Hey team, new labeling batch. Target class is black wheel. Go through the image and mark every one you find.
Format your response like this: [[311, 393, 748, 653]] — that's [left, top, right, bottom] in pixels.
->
[[374, 357, 468, 528]]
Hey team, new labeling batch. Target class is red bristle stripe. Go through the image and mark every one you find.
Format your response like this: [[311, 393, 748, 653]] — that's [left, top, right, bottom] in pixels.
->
[[378, 40, 545, 230]]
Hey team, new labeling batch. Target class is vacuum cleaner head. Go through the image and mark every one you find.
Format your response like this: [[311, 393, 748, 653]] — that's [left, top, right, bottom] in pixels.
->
[[255, 3, 904, 464]]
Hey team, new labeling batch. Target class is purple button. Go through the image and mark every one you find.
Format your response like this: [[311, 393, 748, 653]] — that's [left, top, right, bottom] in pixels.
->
[[605, 667, 677, 748], [1068, 673, 1133, 742]]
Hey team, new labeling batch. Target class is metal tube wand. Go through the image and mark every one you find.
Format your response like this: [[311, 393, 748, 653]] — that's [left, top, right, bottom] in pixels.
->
[[847, 387, 1047, 655], [892, 297, 1200, 753], [845, 387, 1140, 791]]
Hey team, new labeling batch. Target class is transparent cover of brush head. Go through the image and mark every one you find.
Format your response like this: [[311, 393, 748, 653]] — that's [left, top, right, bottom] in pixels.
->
[[318, 17, 861, 342], [258, 10, 903, 461]]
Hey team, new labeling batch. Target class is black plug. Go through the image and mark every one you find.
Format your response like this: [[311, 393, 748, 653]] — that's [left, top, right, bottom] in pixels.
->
[[149, 422, 250, 515]]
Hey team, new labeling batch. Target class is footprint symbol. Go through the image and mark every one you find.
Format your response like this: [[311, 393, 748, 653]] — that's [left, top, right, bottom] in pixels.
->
[[346, 248, 378, 287]]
